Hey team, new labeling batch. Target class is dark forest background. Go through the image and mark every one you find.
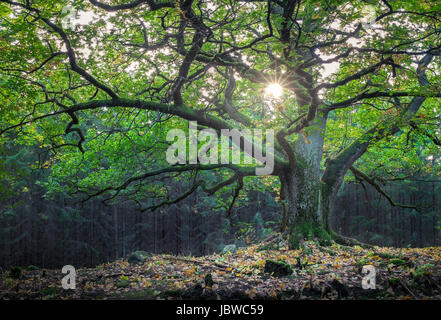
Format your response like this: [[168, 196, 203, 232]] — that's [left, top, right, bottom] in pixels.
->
[[1, 143, 440, 269]]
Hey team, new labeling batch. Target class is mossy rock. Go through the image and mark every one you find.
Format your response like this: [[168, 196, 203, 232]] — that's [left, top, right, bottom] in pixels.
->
[[264, 259, 293, 277], [127, 250, 150, 264], [221, 244, 237, 255]]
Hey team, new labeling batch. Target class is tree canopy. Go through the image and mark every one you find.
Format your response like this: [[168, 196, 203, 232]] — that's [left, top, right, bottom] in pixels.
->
[[1, 0, 441, 245]]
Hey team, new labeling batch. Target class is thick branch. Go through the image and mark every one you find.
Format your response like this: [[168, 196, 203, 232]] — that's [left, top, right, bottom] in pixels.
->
[[322, 52, 437, 195], [85, 163, 256, 201], [89, 0, 174, 11], [1, 1, 118, 99], [350, 166, 418, 210]]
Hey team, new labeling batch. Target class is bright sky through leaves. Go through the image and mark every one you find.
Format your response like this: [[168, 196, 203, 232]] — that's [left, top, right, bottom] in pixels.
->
[[265, 83, 283, 99]]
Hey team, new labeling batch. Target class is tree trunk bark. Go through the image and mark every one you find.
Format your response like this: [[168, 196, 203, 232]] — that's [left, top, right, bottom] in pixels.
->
[[279, 115, 332, 248]]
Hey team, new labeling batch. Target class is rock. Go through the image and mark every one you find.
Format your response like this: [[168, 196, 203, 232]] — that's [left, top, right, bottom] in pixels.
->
[[221, 244, 237, 255], [264, 260, 293, 277], [127, 250, 150, 264]]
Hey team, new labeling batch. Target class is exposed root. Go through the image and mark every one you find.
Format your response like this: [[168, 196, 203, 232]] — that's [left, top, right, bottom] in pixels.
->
[[330, 230, 375, 249], [259, 229, 374, 251]]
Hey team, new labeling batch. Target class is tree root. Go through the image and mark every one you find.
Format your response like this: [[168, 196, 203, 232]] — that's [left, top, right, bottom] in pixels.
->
[[330, 231, 375, 249], [258, 230, 374, 251], [163, 255, 230, 270], [256, 233, 285, 250]]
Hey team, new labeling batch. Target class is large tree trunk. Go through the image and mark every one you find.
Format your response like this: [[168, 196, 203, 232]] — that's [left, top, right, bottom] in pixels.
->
[[279, 114, 332, 248]]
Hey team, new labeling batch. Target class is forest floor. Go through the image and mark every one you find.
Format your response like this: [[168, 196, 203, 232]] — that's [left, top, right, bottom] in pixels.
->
[[1, 236, 441, 300]]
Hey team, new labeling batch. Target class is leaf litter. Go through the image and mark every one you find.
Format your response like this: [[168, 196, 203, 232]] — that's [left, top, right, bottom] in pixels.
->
[[1, 235, 441, 300]]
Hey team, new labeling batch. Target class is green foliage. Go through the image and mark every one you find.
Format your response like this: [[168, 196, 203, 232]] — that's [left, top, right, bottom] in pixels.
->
[[1, 0, 441, 264], [9, 266, 22, 279], [40, 287, 60, 296], [25, 265, 39, 271], [412, 264, 435, 278], [389, 258, 408, 267], [116, 278, 130, 288]]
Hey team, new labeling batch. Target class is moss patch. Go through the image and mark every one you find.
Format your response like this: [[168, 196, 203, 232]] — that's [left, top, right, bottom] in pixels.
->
[[289, 222, 332, 249], [40, 287, 60, 295], [116, 279, 130, 288], [25, 265, 39, 271], [264, 259, 293, 277], [389, 259, 408, 267]]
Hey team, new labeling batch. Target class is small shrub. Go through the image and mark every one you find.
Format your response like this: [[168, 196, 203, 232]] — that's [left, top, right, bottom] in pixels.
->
[[25, 265, 39, 271], [9, 266, 22, 279]]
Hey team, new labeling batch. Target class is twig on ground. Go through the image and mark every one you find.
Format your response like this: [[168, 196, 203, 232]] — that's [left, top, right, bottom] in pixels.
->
[[164, 255, 230, 270], [399, 279, 418, 299]]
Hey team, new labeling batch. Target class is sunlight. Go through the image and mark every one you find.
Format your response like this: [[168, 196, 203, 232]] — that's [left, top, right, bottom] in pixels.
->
[[265, 83, 283, 99]]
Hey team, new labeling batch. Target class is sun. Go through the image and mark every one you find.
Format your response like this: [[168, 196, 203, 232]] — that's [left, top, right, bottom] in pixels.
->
[[265, 83, 283, 99]]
